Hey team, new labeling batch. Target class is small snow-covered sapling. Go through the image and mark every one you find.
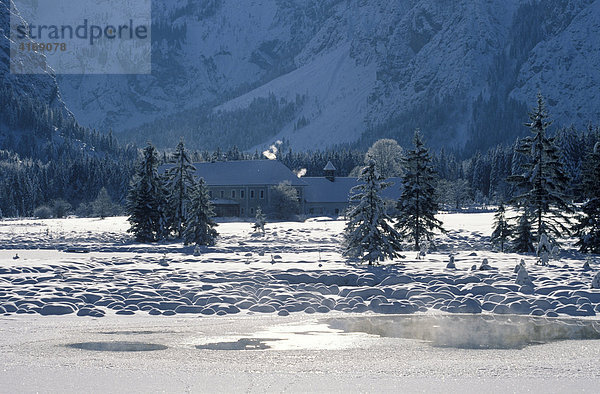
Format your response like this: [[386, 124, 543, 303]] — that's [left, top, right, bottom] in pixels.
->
[[591, 272, 600, 289], [418, 241, 430, 260], [516, 266, 533, 287], [479, 258, 492, 270], [446, 254, 455, 269], [536, 234, 553, 266], [159, 253, 169, 267]]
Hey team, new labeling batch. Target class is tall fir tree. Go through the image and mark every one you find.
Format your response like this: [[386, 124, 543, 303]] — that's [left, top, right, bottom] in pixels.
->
[[183, 178, 218, 246], [508, 93, 574, 242], [574, 142, 600, 253], [126, 144, 169, 242], [395, 130, 445, 250], [343, 160, 404, 265], [512, 210, 535, 253], [491, 203, 512, 252], [165, 139, 196, 238]]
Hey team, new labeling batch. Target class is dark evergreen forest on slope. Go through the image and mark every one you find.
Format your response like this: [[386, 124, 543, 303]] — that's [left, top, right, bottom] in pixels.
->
[[1, 79, 598, 219]]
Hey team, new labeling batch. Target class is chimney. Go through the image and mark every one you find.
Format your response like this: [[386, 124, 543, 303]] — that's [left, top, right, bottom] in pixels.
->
[[323, 161, 336, 182]]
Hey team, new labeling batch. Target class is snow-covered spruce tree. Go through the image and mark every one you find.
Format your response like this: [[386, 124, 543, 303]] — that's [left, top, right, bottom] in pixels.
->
[[508, 93, 574, 242], [343, 160, 403, 265], [395, 130, 445, 250], [253, 207, 266, 233], [183, 178, 218, 246], [165, 139, 196, 238], [491, 203, 512, 252], [512, 210, 535, 253], [574, 142, 600, 253], [126, 144, 169, 242]]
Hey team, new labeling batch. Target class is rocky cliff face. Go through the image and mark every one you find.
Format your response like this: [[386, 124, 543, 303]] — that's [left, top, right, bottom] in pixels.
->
[[0, 0, 65, 109], [9, 0, 600, 151]]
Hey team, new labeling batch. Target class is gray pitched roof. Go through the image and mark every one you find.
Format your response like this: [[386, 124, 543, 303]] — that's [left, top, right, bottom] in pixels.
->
[[323, 161, 337, 171], [303, 177, 402, 203], [190, 160, 307, 186]]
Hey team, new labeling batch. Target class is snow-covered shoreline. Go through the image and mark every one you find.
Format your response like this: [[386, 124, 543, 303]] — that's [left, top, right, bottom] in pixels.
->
[[1, 214, 598, 320]]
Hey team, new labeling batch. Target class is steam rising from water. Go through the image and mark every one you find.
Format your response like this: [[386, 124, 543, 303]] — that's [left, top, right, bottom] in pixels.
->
[[327, 315, 600, 349]]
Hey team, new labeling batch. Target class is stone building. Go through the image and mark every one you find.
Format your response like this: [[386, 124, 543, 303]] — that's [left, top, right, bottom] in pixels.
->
[[191, 160, 306, 217], [167, 160, 402, 218], [303, 162, 402, 217]]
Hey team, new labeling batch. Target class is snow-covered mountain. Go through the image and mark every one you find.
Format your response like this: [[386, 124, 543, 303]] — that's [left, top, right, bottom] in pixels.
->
[[0, 0, 65, 109], [37, 1, 600, 150]]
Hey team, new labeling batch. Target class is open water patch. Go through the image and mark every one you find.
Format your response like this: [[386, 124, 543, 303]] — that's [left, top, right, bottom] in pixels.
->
[[99, 330, 176, 335], [195, 338, 276, 350], [66, 341, 167, 352], [327, 314, 600, 349]]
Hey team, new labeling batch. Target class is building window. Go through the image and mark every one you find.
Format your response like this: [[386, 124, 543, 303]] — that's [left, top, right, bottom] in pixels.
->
[[220, 190, 224, 198], [232, 190, 236, 199], [250, 190, 255, 199], [259, 190, 264, 199], [240, 190, 245, 199], [335, 209, 340, 215], [241, 208, 245, 216], [250, 208, 255, 215]]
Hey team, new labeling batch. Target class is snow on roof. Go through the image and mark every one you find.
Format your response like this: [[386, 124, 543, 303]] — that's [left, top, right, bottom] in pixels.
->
[[323, 161, 337, 171], [303, 177, 402, 203], [172, 160, 307, 186]]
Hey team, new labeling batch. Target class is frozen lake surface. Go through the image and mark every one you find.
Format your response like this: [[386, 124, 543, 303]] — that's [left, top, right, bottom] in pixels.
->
[[2, 314, 600, 393], [2, 214, 600, 392]]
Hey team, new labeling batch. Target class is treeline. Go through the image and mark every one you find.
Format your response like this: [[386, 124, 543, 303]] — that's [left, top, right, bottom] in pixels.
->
[[0, 87, 137, 218], [122, 93, 306, 151], [0, 151, 134, 218], [344, 96, 600, 262], [434, 125, 600, 208]]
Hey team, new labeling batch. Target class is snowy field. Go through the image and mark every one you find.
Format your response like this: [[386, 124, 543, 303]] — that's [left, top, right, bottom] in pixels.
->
[[2, 213, 600, 392]]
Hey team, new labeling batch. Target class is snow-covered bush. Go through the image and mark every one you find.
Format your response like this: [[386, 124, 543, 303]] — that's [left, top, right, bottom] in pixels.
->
[[270, 181, 300, 220], [92, 187, 118, 219], [51, 199, 72, 218], [34, 205, 52, 219]]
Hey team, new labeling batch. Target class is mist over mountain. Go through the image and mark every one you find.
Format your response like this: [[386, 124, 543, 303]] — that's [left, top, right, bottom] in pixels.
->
[[6, 0, 600, 153]]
